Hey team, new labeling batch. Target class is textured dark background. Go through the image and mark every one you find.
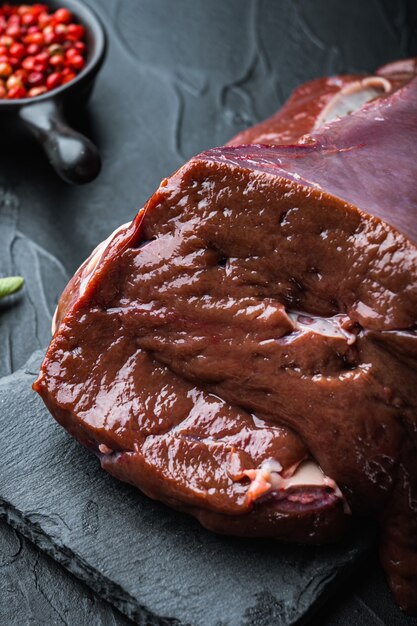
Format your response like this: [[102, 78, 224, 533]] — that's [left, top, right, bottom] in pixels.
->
[[1, 0, 417, 623]]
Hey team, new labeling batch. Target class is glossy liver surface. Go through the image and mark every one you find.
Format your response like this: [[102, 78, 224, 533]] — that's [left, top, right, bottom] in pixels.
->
[[35, 59, 417, 614]]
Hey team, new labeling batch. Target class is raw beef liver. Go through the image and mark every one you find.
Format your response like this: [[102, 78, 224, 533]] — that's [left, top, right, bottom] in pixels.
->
[[34, 60, 417, 614]]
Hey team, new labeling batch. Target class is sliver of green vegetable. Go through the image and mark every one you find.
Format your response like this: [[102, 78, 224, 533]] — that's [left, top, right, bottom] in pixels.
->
[[0, 276, 24, 300]]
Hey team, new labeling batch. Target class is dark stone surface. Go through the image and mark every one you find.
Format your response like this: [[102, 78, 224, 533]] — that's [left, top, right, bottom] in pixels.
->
[[1, 0, 417, 624], [0, 521, 133, 626], [311, 553, 417, 626]]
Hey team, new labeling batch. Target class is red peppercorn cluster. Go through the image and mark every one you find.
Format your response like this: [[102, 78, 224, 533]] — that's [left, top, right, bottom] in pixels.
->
[[0, 3, 86, 99]]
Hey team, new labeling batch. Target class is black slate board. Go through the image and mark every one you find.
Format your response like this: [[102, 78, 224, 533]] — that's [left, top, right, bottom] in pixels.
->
[[1, 0, 417, 624], [0, 521, 133, 626], [0, 351, 371, 626]]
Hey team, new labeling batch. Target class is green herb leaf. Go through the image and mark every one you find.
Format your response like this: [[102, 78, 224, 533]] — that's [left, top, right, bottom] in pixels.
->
[[0, 276, 24, 300]]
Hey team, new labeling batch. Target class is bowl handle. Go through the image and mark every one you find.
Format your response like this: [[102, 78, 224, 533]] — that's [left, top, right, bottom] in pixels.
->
[[19, 99, 101, 185]]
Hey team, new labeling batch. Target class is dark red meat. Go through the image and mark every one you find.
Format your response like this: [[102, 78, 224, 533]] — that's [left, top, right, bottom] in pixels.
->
[[34, 59, 417, 613]]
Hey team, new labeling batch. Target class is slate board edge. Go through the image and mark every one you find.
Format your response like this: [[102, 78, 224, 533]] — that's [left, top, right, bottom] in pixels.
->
[[295, 549, 370, 626], [0, 495, 372, 626], [0, 496, 180, 626]]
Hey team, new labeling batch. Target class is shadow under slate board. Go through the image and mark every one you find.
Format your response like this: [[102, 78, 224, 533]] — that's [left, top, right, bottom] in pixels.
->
[[0, 351, 371, 626]]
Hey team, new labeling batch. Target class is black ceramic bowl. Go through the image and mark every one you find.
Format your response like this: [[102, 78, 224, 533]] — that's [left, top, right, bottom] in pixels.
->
[[1, 0, 106, 184]]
